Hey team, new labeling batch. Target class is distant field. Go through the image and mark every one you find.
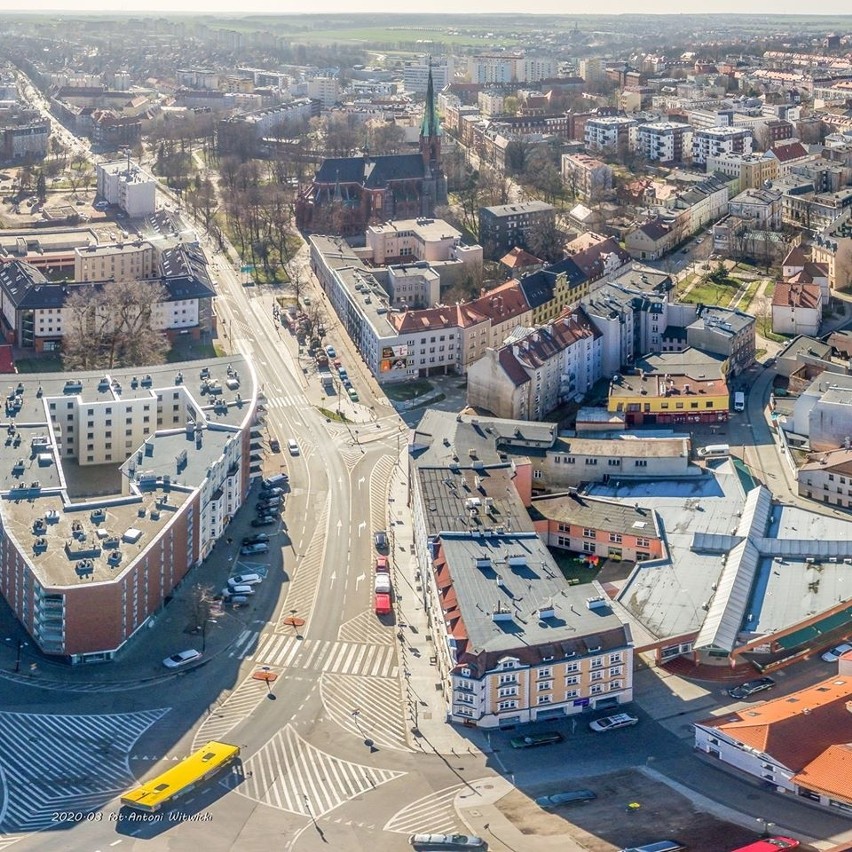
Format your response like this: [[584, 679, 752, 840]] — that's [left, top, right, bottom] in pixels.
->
[[283, 27, 517, 48]]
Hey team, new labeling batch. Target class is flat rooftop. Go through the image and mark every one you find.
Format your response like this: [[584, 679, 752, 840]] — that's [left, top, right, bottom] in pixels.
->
[[368, 217, 462, 243], [552, 434, 689, 459], [0, 357, 255, 589]]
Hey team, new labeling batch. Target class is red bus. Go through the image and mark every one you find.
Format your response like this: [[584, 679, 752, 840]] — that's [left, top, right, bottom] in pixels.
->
[[731, 839, 800, 852]]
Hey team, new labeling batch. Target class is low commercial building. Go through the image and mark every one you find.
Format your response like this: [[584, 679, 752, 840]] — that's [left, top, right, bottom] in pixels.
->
[[798, 448, 852, 508], [95, 160, 157, 218], [607, 349, 729, 426], [0, 357, 258, 663], [364, 218, 482, 268], [532, 493, 664, 563], [694, 675, 852, 814]]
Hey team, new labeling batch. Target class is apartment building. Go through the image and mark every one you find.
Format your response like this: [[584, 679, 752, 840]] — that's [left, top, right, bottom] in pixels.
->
[[217, 98, 317, 156], [478, 201, 556, 260], [705, 151, 778, 193], [772, 282, 823, 336], [432, 532, 633, 727], [467, 54, 524, 84], [403, 57, 453, 94], [635, 122, 692, 164], [518, 258, 588, 326], [812, 210, 852, 290], [1, 120, 51, 162], [74, 241, 157, 282], [798, 449, 852, 509], [584, 116, 637, 155], [784, 187, 852, 233], [727, 187, 783, 230], [763, 140, 814, 175], [684, 305, 756, 377], [95, 160, 157, 218], [578, 58, 605, 83], [561, 153, 613, 203], [692, 126, 753, 166], [466, 310, 602, 421], [532, 494, 664, 563], [0, 357, 258, 663], [306, 77, 340, 108]]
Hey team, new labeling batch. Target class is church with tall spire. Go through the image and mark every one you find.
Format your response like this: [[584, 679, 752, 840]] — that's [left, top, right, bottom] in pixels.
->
[[296, 63, 446, 236]]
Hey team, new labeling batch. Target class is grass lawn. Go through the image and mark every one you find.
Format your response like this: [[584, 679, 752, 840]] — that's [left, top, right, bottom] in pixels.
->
[[550, 549, 602, 585], [383, 379, 433, 401], [166, 339, 219, 363], [734, 277, 763, 313], [680, 277, 739, 306], [15, 355, 62, 373], [317, 407, 351, 423]]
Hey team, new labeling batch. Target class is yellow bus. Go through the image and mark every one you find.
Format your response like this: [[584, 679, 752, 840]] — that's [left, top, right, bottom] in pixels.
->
[[120, 741, 240, 813]]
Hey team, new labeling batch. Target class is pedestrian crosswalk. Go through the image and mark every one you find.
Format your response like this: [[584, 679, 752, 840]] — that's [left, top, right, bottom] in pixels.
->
[[228, 628, 262, 660], [192, 668, 281, 750], [266, 393, 305, 410], [231, 724, 405, 817], [254, 635, 399, 679], [384, 784, 465, 836], [320, 672, 410, 752], [0, 708, 168, 833], [337, 610, 395, 646]]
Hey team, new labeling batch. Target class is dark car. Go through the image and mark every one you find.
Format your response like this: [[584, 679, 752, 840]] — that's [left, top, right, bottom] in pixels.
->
[[242, 534, 269, 546], [251, 515, 277, 528], [260, 487, 284, 499], [509, 731, 563, 749], [727, 676, 776, 700], [269, 437, 280, 453], [535, 789, 596, 809]]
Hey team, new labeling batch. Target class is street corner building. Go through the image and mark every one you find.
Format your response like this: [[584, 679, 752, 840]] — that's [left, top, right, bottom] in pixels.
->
[[0, 357, 259, 664]]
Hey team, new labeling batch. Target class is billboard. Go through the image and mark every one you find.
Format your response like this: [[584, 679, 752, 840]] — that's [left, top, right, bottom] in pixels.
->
[[381, 344, 409, 359], [380, 357, 409, 373]]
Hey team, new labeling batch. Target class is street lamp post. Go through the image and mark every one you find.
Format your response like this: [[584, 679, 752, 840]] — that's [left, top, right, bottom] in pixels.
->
[[757, 818, 775, 838], [5, 638, 27, 673]]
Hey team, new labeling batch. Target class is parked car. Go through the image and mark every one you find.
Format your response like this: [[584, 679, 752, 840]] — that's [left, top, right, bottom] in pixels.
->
[[347, 387, 359, 402], [375, 555, 389, 573], [338, 368, 348, 380], [228, 573, 262, 587], [251, 516, 277, 528], [269, 437, 280, 452], [589, 713, 639, 733], [257, 497, 282, 511], [242, 534, 269, 546], [240, 543, 268, 555], [287, 438, 300, 456], [409, 834, 485, 849], [374, 592, 391, 615], [162, 649, 202, 669], [325, 345, 336, 358], [535, 789, 597, 809], [821, 643, 852, 663], [374, 574, 392, 594], [509, 731, 563, 749], [223, 584, 254, 598], [619, 842, 685, 852], [259, 487, 283, 499], [262, 473, 288, 489], [727, 677, 776, 700], [374, 530, 388, 549]]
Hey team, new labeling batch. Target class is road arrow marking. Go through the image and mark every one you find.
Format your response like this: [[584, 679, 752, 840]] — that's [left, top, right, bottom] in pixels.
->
[[355, 572, 365, 590]]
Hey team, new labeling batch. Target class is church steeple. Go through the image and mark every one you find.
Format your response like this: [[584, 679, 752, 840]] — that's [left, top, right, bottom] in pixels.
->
[[420, 58, 441, 140]]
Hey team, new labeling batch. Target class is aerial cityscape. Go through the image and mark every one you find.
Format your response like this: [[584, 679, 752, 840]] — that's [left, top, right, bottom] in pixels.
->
[[0, 9, 851, 852]]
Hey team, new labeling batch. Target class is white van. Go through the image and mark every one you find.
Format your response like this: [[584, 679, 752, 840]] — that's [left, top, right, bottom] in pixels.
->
[[228, 573, 262, 587], [734, 391, 745, 412], [223, 584, 254, 597], [697, 443, 730, 459]]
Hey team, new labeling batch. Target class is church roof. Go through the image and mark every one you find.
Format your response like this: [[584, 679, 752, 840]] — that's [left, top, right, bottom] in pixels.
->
[[314, 154, 428, 188]]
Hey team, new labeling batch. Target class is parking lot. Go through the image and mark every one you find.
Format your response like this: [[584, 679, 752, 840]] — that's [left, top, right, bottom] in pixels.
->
[[497, 769, 817, 852]]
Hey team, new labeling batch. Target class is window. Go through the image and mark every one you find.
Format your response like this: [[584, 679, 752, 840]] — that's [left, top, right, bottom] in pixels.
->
[[591, 684, 603, 695], [590, 657, 603, 669], [583, 541, 596, 554], [538, 668, 552, 679], [608, 458, 620, 466], [537, 681, 552, 691], [634, 459, 648, 468], [591, 670, 603, 681], [609, 666, 623, 677], [609, 680, 622, 691], [585, 458, 597, 466], [609, 653, 622, 664], [565, 456, 575, 464], [498, 686, 518, 697], [636, 537, 650, 547], [498, 700, 517, 711], [537, 695, 552, 705], [609, 533, 622, 543], [565, 689, 579, 699], [566, 663, 579, 673]]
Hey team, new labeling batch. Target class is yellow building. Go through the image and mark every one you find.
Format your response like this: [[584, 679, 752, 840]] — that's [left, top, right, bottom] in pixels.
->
[[608, 355, 729, 426]]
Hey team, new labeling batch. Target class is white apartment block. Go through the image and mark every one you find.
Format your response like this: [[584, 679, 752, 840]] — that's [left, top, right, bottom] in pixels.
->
[[585, 117, 637, 154], [578, 58, 605, 83], [692, 127, 753, 166], [306, 77, 340, 108], [522, 56, 557, 83], [403, 58, 453, 94], [478, 91, 505, 118], [96, 160, 157, 218], [468, 54, 524, 84], [635, 122, 692, 163]]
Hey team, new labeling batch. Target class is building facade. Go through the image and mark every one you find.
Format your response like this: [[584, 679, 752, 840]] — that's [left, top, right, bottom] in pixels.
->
[[692, 126, 753, 166], [96, 160, 157, 218], [478, 201, 556, 260]]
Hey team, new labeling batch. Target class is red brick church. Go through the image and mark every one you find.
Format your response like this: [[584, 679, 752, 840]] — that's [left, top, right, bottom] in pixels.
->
[[296, 67, 446, 236]]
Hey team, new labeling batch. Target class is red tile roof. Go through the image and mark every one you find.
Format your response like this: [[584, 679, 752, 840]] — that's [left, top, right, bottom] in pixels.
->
[[772, 281, 821, 309], [500, 247, 543, 270], [794, 743, 852, 804], [498, 347, 530, 387], [768, 140, 809, 162], [782, 244, 808, 269]]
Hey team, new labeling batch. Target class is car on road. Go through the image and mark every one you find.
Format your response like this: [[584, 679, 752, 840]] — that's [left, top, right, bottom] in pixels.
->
[[251, 515, 277, 528], [618, 842, 685, 852], [509, 731, 563, 749], [228, 573, 262, 587], [240, 543, 269, 555], [534, 789, 597, 809], [347, 387, 359, 402], [242, 534, 269, 546], [374, 530, 388, 549], [589, 713, 639, 733], [375, 555, 389, 573], [374, 592, 391, 615], [727, 676, 776, 700], [374, 574, 391, 594], [287, 438, 300, 456], [325, 345, 336, 357], [162, 649, 202, 669], [821, 642, 852, 663], [269, 437, 280, 452], [409, 834, 486, 849]]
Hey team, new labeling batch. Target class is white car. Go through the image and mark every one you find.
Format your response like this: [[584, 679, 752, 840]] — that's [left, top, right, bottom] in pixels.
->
[[589, 713, 639, 733], [374, 574, 391, 594], [287, 438, 300, 456], [162, 649, 202, 669], [409, 835, 486, 849], [821, 642, 852, 663], [228, 573, 262, 587]]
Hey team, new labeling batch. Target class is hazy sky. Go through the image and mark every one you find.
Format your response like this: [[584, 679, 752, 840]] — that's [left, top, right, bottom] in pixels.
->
[[1, 1, 851, 14]]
